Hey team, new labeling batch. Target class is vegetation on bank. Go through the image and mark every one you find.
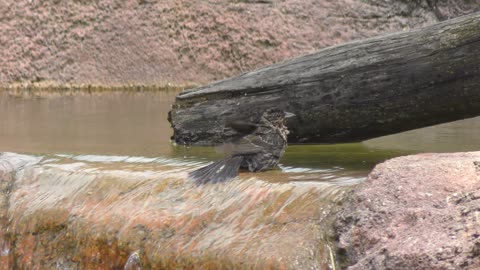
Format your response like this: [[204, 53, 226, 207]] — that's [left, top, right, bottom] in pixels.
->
[[0, 81, 197, 97]]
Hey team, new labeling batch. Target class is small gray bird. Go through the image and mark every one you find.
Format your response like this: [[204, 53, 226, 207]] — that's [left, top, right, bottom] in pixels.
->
[[189, 108, 292, 184]]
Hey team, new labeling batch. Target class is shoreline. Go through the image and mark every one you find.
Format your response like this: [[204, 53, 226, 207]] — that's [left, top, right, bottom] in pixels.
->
[[0, 82, 196, 93], [0, 82, 194, 98]]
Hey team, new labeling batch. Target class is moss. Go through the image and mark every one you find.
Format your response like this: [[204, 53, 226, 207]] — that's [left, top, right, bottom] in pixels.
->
[[450, 20, 479, 44], [433, 18, 480, 50]]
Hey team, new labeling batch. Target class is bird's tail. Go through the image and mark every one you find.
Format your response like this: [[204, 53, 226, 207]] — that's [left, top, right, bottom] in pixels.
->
[[189, 156, 244, 185]]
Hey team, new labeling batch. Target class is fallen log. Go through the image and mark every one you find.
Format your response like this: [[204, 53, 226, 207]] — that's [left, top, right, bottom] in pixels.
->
[[169, 12, 480, 145]]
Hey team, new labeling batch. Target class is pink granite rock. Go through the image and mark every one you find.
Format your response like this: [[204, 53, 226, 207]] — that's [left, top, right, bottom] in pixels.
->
[[336, 152, 480, 269]]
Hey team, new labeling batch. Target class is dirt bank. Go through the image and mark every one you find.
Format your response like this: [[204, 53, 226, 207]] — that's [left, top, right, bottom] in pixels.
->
[[1, 0, 478, 86], [336, 152, 480, 269]]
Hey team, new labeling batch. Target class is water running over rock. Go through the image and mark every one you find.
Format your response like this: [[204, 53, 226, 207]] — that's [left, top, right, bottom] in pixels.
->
[[1, 152, 351, 269]]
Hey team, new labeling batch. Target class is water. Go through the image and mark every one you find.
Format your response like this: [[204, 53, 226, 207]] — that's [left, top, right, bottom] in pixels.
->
[[1, 89, 479, 179], [1, 89, 480, 268], [2, 151, 348, 269], [0, 90, 177, 156], [365, 118, 480, 153]]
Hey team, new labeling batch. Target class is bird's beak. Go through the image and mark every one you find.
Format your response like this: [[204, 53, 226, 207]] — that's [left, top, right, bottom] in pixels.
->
[[285, 112, 296, 118]]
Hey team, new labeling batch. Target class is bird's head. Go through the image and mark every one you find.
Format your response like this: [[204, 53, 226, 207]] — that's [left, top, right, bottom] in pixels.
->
[[261, 108, 294, 127]]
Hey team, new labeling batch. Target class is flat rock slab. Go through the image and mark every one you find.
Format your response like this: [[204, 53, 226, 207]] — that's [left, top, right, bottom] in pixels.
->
[[336, 152, 480, 269], [0, 153, 348, 269]]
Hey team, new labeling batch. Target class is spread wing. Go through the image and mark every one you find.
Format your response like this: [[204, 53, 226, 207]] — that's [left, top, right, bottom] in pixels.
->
[[225, 120, 258, 137], [219, 118, 274, 156], [217, 132, 274, 156]]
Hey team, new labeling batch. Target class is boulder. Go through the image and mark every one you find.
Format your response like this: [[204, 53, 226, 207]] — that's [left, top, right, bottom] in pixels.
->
[[336, 152, 480, 269]]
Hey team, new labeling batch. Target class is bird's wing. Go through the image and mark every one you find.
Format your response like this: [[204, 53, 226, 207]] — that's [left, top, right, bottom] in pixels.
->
[[225, 120, 258, 134], [216, 134, 266, 156], [189, 156, 244, 184]]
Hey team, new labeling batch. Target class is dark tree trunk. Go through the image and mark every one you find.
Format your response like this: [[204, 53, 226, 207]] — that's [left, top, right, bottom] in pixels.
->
[[169, 12, 480, 145]]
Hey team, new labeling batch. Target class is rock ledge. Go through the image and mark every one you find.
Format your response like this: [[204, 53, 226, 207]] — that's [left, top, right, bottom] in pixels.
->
[[336, 152, 480, 269]]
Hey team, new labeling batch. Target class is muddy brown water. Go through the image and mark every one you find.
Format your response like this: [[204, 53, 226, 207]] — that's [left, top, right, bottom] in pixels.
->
[[1, 89, 480, 183], [1, 90, 479, 174], [1, 89, 480, 268]]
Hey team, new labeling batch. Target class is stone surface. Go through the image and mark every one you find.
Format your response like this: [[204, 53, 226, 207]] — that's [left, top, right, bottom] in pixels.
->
[[0, 153, 42, 268], [336, 152, 480, 269], [1, 0, 479, 86], [0, 153, 347, 269]]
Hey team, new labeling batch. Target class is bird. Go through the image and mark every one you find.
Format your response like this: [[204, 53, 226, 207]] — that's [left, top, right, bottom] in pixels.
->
[[189, 108, 292, 184]]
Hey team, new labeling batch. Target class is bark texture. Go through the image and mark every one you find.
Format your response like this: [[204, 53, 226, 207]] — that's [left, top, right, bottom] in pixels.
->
[[169, 12, 480, 145]]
